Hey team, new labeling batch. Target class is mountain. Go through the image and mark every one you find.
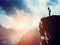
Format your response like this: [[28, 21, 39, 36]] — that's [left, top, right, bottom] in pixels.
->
[[39, 15, 60, 45]]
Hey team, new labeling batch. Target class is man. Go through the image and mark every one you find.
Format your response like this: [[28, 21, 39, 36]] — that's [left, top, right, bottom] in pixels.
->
[[48, 7, 51, 16]]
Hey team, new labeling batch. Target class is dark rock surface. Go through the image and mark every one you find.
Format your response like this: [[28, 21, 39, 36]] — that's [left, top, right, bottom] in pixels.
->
[[39, 15, 60, 45]]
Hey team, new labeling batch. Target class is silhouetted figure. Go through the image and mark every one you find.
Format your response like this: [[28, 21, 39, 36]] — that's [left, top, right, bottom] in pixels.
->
[[48, 7, 51, 16], [39, 15, 60, 45]]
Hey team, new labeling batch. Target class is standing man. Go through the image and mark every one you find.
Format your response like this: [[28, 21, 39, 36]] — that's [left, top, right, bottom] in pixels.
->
[[48, 7, 51, 16]]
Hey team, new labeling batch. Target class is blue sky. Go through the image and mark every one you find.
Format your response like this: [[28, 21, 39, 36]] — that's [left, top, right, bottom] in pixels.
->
[[0, 0, 60, 15]]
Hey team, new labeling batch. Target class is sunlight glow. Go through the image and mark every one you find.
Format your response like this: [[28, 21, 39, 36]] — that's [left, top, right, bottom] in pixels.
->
[[12, 10, 33, 31]]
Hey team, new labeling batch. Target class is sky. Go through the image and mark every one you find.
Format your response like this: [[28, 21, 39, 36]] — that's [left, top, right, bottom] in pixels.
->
[[0, 0, 60, 29], [0, 0, 60, 44]]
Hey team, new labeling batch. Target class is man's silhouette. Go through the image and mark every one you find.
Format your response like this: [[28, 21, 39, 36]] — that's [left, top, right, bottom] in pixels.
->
[[48, 7, 51, 16]]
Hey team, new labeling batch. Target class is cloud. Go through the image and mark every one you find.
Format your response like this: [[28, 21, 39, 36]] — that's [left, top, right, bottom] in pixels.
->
[[0, 0, 29, 15], [46, 0, 60, 15], [25, 0, 60, 16], [0, 10, 34, 44], [0, 0, 55, 29], [24, 0, 50, 27]]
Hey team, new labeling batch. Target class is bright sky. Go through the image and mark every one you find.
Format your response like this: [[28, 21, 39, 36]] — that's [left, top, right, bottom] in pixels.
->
[[0, 0, 60, 29]]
